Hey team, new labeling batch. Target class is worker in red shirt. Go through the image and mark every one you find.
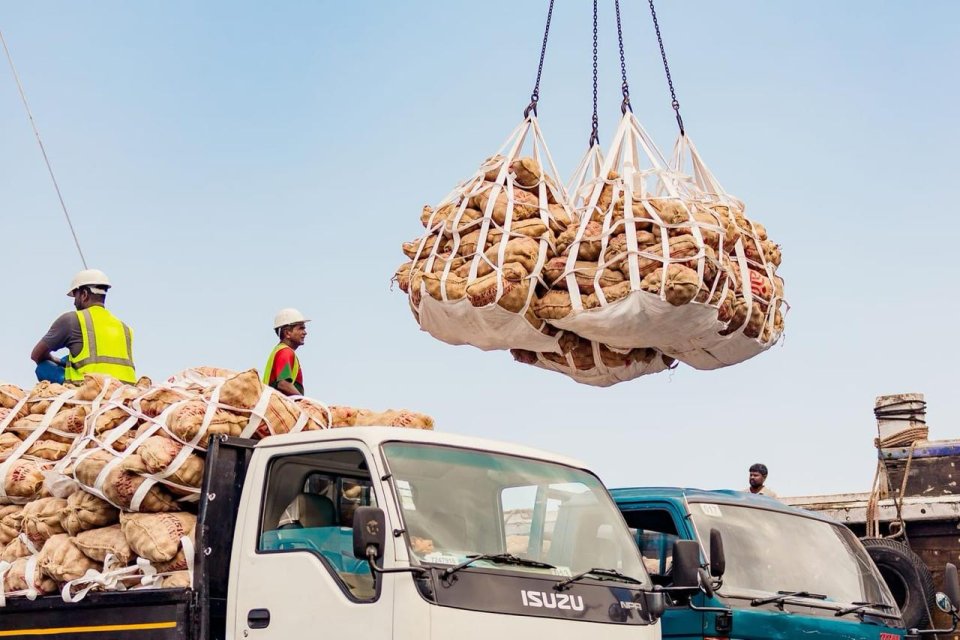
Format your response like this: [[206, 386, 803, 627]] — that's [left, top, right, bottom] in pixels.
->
[[263, 308, 309, 396]]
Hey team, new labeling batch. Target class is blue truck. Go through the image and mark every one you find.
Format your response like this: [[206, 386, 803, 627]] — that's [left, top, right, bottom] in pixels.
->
[[612, 487, 960, 640]]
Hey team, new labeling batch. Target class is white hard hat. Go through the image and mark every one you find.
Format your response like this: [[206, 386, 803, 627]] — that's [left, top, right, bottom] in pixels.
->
[[273, 308, 310, 330], [67, 269, 112, 297]]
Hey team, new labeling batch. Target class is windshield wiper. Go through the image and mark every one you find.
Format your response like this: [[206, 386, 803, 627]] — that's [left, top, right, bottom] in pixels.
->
[[554, 567, 645, 591], [441, 553, 556, 579], [834, 601, 896, 617], [751, 590, 829, 607]]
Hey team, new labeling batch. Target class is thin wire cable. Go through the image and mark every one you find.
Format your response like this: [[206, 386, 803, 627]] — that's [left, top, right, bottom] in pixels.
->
[[524, 0, 556, 118], [647, 0, 685, 135], [614, 0, 631, 114], [1, 29, 88, 268], [588, 0, 599, 147]]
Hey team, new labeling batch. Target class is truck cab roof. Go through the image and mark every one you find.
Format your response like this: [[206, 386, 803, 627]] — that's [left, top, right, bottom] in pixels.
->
[[257, 426, 590, 471], [610, 486, 839, 524]]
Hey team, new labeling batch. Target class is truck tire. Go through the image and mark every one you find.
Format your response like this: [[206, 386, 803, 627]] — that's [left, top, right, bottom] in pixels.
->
[[862, 537, 936, 630]]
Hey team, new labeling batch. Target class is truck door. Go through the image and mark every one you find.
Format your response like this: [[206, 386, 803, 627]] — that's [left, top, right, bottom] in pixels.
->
[[229, 443, 394, 640], [620, 503, 704, 640]]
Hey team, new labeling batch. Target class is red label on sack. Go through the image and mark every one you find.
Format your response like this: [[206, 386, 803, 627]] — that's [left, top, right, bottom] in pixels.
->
[[748, 270, 771, 298]]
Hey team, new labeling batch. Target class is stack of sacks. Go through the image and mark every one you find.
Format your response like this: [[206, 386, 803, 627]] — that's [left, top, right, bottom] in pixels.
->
[[395, 116, 573, 353], [0, 368, 436, 602], [511, 332, 676, 388], [526, 113, 785, 371]]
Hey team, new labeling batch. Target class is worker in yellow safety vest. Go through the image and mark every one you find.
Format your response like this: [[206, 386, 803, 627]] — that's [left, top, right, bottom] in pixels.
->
[[263, 308, 309, 396], [30, 269, 137, 384]]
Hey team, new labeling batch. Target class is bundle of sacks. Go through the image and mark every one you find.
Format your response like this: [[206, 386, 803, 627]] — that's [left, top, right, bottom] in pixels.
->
[[395, 114, 786, 385], [395, 117, 572, 354], [0, 369, 434, 602]]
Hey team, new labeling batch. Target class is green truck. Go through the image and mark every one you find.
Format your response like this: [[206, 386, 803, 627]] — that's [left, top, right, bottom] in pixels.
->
[[612, 487, 960, 640]]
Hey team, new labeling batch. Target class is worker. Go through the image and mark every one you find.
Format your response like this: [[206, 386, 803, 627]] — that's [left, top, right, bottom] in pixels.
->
[[30, 269, 136, 384], [746, 463, 778, 497], [263, 308, 309, 397]]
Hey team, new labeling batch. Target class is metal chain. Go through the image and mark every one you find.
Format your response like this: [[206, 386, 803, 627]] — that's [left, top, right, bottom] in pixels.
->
[[589, 0, 599, 147], [525, 0, 556, 118], [614, 0, 631, 114], [647, 0, 685, 135]]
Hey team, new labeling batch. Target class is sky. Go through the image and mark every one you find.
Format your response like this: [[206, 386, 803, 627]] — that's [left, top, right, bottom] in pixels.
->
[[2, 1, 958, 498]]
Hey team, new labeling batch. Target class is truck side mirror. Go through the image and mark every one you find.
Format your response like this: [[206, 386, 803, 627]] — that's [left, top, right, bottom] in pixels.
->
[[710, 529, 726, 578], [353, 506, 386, 563], [941, 563, 960, 615], [643, 590, 667, 621], [672, 540, 701, 590]]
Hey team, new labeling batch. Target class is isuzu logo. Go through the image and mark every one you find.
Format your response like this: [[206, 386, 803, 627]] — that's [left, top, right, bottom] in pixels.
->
[[520, 590, 585, 611]]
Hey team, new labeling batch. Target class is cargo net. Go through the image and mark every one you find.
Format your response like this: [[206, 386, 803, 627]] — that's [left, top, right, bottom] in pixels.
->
[[529, 113, 786, 371], [395, 116, 575, 353], [0, 371, 434, 603]]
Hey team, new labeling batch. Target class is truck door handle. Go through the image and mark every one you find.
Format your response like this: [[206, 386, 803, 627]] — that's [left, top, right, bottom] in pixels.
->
[[248, 608, 271, 629]]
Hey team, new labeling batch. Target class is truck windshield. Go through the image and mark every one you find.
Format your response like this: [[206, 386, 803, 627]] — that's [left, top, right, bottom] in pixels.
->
[[690, 502, 897, 609], [382, 442, 649, 587]]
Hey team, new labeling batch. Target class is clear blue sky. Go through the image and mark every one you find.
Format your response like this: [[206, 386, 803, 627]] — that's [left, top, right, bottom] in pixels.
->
[[2, 1, 958, 496]]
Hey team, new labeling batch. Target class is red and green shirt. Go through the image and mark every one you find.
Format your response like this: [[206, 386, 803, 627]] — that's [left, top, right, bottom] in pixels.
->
[[263, 344, 304, 395]]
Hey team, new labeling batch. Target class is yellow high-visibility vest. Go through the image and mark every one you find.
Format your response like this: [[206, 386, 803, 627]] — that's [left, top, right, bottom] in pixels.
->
[[65, 306, 136, 384], [263, 344, 300, 387]]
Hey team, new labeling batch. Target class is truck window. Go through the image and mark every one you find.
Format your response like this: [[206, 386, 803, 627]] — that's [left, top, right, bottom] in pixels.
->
[[257, 448, 378, 601], [622, 509, 679, 579]]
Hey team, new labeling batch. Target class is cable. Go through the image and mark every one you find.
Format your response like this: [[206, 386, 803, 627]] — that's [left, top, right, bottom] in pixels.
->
[[524, 0, 556, 118], [588, 0, 599, 147], [1, 29, 89, 269], [647, 0, 685, 135]]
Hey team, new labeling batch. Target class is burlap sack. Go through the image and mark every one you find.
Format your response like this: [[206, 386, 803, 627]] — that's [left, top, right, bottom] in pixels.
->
[[94, 406, 133, 435], [631, 235, 703, 279], [0, 384, 26, 411], [543, 258, 624, 294], [76, 374, 124, 403], [21, 497, 67, 544], [329, 406, 358, 427], [403, 234, 449, 260], [47, 405, 87, 443], [260, 393, 303, 437], [11, 414, 45, 433], [532, 290, 574, 321], [469, 183, 540, 225], [60, 490, 119, 536], [162, 571, 193, 588], [3, 556, 57, 595], [120, 512, 196, 563], [1, 535, 38, 562], [75, 450, 180, 513], [0, 505, 23, 546], [641, 265, 701, 306], [166, 401, 248, 443], [139, 388, 189, 418], [355, 410, 434, 430], [26, 439, 73, 461], [155, 548, 190, 573], [455, 237, 540, 280], [3, 459, 44, 501], [27, 382, 70, 415], [0, 432, 21, 463], [465, 263, 530, 311], [557, 222, 604, 261], [414, 271, 467, 306], [218, 369, 263, 410], [39, 533, 98, 583], [130, 436, 205, 492], [74, 525, 133, 565], [292, 399, 330, 429]]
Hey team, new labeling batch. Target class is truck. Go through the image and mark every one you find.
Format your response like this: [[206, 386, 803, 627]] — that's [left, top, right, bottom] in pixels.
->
[[0, 427, 672, 639], [611, 486, 960, 640], [784, 394, 960, 637]]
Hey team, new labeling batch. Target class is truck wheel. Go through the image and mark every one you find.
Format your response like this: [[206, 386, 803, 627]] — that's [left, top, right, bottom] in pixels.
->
[[862, 537, 936, 630]]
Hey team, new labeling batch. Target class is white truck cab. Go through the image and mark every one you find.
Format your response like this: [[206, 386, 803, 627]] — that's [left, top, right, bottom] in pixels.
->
[[224, 427, 663, 640]]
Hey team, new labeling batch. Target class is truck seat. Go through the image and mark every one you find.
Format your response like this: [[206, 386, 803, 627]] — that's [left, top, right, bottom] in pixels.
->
[[278, 493, 337, 530]]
